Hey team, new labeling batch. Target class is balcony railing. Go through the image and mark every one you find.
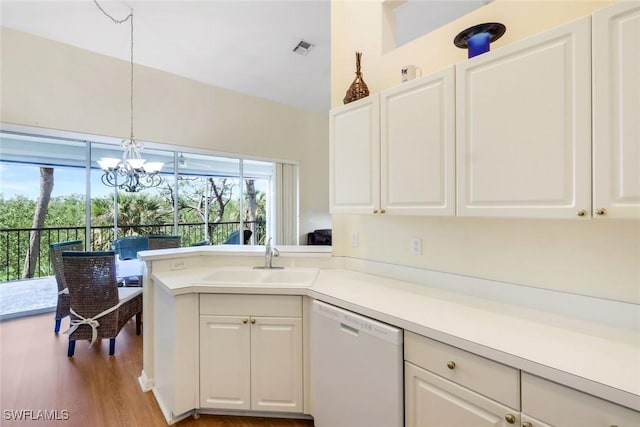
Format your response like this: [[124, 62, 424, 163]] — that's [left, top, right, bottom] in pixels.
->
[[0, 220, 266, 282]]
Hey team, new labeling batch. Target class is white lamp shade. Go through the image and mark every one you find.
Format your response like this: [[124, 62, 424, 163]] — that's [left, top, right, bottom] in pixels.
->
[[144, 162, 164, 173], [127, 158, 146, 169], [97, 157, 120, 170]]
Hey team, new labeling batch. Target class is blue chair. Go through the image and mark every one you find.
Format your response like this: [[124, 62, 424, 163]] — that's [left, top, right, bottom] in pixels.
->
[[113, 236, 149, 260], [112, 236, 148, 285], [223, 230, 252, 245]]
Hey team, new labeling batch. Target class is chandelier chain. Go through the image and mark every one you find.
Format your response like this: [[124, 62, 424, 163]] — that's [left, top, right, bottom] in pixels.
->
[[94, 1, 163, 192], [93, 0, 135, 141]]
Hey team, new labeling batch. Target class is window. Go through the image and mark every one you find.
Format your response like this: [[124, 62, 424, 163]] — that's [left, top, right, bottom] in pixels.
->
[[0, 128, 292, 283]]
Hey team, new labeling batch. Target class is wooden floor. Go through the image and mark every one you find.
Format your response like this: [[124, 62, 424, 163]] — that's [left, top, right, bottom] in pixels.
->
[[0, 314, 315, 427]]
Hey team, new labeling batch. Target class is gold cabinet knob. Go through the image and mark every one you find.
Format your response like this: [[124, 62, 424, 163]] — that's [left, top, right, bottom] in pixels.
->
[[446, 361, 456, 370], [242, 318, 248, 324], [373, 209, 379, 214], [576, 209, 587, 217], [251, 318, 256, 324], [504, 413, 516, 424], [522, 422, 533, 427], [596, 208, 607, 216], [380, 209, 386, 214]]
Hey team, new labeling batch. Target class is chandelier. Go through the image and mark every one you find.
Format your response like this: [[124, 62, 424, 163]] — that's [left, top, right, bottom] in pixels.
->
[[97, 140, 164, 193], [94, 1, 163, 193]]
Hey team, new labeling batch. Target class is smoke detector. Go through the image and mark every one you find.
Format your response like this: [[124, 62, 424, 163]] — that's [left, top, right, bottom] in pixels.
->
[[292, 39, 314, 56]]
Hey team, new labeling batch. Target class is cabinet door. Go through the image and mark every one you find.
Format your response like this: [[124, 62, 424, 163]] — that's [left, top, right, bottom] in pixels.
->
[[405, 362, 520, 427], [593, 1, 640, 219], [380, 67, 455, 215], [330, 95, 380, 214], [250, 316, 303, 413], [521, 414, 553, 427], [456, 17, 591, 219], [521, 372, 640, 427], [200, 315, 251, 410]]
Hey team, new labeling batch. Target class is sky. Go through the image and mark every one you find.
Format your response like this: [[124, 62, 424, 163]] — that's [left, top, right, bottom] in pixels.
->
[[0, 163, 268, 201], [1, 163, 125, 200]]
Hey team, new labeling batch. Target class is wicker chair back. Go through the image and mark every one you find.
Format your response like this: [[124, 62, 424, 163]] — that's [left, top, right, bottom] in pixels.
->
[[61, 250, 142, 356], [62, 251, 120, 322], [49, 240, 83, 332], [148, 235, 181, 250]]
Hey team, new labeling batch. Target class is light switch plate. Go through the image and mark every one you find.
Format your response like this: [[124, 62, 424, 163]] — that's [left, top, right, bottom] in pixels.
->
[[171, 260, 186, 270]]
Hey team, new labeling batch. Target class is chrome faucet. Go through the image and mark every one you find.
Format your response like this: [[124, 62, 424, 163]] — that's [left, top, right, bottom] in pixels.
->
[[264, 237, 280, 269]]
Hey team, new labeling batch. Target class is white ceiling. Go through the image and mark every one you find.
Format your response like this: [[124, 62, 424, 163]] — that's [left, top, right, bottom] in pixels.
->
[[0, 0, 331, 114]]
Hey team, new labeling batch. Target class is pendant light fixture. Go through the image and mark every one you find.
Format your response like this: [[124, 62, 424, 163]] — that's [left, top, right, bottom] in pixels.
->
[[94, 0, 163, 193]]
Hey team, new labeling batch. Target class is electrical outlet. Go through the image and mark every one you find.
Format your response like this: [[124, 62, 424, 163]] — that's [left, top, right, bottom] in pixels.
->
[[410, 237, 422, 256], [351, 232, 359, 248]]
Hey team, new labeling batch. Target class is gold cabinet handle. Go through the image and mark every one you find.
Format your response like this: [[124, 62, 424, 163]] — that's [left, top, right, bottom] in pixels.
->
[[596, 208, 607, 216], [522, 423, 533, 427], [504, 413, 516, 424], [576, 209, 587, 217], [251, 318, 256, 324], [242, 318, 248, 324], [446, 361, 456, 370]]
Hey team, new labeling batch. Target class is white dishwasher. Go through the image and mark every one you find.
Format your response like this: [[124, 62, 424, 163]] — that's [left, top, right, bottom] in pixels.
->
[[311, 300, 403, 427]]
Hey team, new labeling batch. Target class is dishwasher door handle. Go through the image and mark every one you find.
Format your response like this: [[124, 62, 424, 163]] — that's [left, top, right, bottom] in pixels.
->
[[340, 323, 360, 336]]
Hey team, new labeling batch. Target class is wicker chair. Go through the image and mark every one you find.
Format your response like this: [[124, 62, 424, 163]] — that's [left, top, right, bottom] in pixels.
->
[[61, 251, 142, 357], [148, 235, 181, 250], [49, 240, 84, 334]]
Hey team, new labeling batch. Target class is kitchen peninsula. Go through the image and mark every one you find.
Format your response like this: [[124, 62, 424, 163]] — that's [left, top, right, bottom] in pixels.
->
[[139, 246, 640, 426]]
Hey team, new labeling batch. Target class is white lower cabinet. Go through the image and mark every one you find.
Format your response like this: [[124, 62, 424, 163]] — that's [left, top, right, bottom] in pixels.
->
[[404, 332, 520, 427], [199, 295, 303, 413], [521, 373, 640, 427], [405, 362, 520, 427], [520, 414, 553, 427]]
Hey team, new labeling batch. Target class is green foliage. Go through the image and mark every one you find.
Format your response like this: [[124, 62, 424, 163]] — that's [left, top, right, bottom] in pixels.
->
[[46, 194, 86, 227], [0, 195, 36, 229], [1, 177, 267, 281]]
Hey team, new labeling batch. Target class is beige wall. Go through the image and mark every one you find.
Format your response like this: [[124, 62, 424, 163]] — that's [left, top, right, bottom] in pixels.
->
[[331, 0, 613, 107], [331, 0, 640, 303], [0, 27, 330, 242]]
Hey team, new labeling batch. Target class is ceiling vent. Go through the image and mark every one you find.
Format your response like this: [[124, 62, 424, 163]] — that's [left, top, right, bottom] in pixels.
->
[[292, 39, 314, 55]]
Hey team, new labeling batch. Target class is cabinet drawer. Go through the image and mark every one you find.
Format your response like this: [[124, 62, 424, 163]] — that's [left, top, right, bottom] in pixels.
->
[[521, 373, 640, 427], [404, 331, 519, 409], [405, 362, 521, 427], [200, 294, 302, 317]]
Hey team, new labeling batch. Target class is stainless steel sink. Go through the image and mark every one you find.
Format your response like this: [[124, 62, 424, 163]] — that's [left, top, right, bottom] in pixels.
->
[[201, 267, 319, 286]]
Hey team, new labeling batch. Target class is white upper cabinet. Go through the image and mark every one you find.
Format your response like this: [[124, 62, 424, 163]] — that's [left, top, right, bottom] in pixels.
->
[[592, 1, 640, 219], [330, 67, 455, 216], [381, 67, 456, 215], [330, 95, 380, 214], [456, 17, 592, 218]]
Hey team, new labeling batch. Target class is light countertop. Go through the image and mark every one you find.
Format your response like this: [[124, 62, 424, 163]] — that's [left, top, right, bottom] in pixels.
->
[[148, 252, 640, 412]]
